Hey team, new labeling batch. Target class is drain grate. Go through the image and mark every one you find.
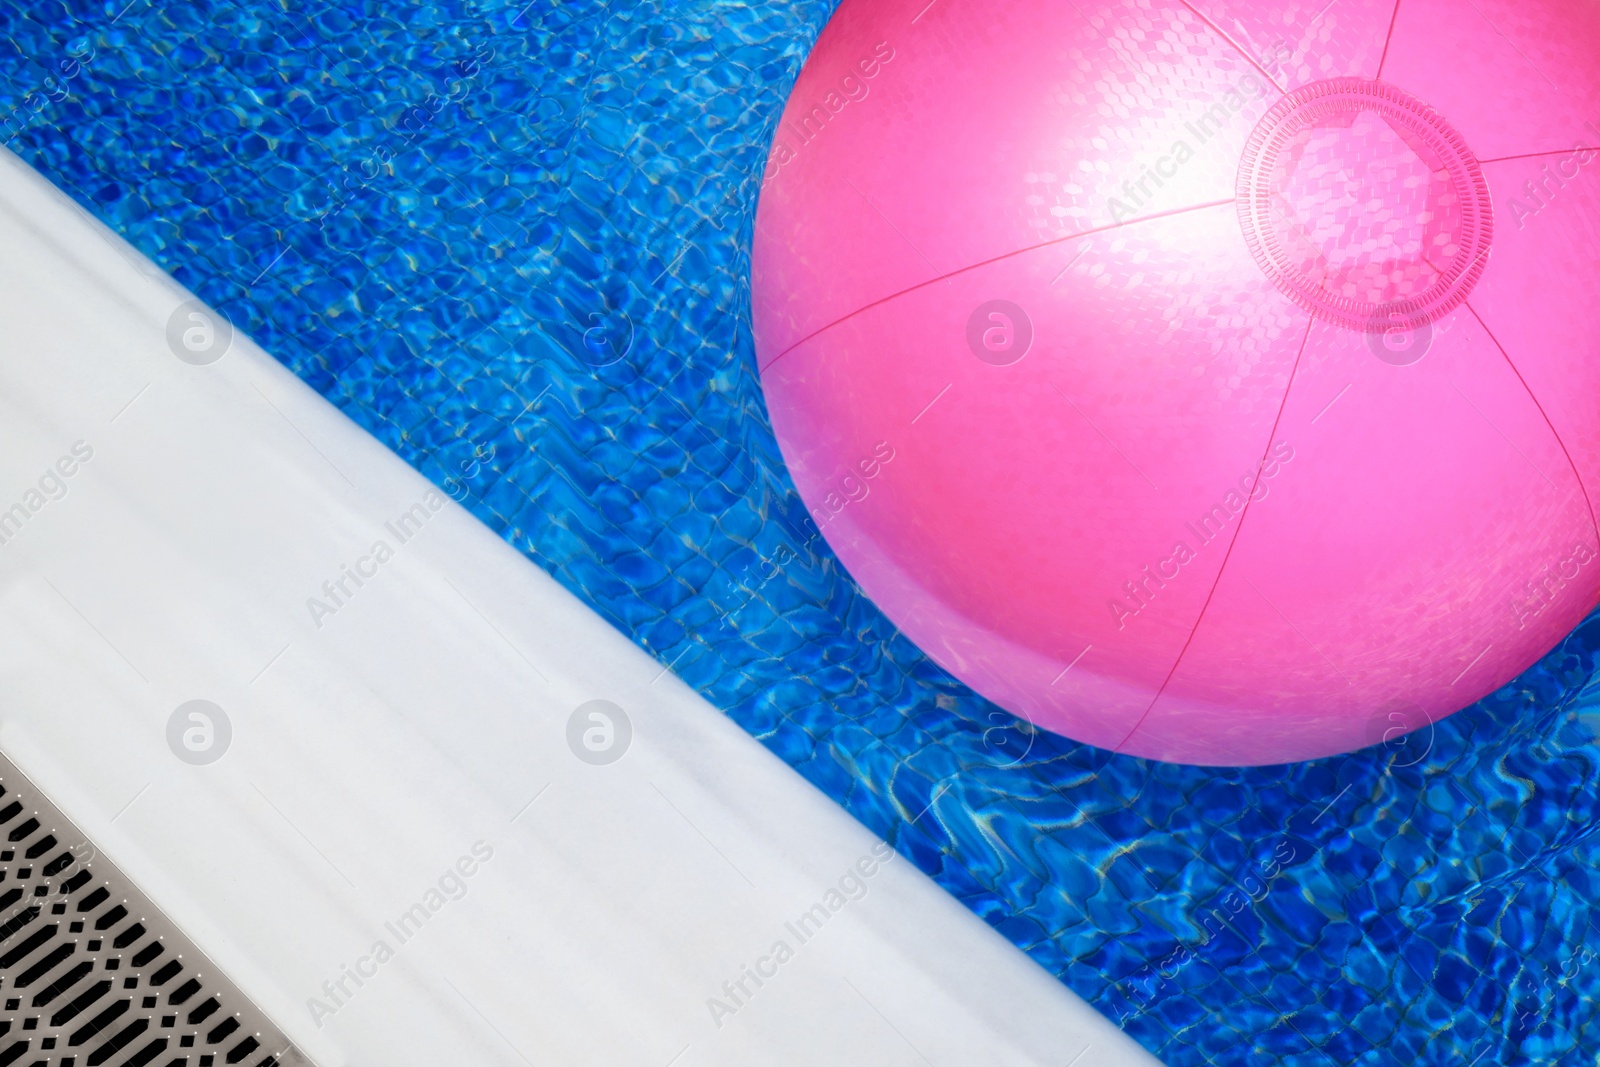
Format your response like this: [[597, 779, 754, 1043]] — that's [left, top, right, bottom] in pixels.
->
[[0, 752, 308, 1067]]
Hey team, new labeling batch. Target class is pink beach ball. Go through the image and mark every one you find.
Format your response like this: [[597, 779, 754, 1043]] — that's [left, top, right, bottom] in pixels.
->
[[751, 0, 1600, 764]]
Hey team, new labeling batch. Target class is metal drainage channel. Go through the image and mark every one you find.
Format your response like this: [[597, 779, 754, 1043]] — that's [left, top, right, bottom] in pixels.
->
[[0, 752, 308, 1067]]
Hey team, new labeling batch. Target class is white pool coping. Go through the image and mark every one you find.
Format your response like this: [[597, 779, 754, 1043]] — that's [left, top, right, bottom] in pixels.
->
[[0, 146, 1162, 1067]]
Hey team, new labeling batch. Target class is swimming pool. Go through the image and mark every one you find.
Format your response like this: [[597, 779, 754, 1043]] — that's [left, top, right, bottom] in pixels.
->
[[2, 0, 1597, 1062]]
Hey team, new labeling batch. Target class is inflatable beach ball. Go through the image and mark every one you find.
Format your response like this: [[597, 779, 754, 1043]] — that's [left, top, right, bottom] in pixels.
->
[[752, 0, 1600, 765]]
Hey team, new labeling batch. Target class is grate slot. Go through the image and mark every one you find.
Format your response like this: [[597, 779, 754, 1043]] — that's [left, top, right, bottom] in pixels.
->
[[0, 926, 55, 967], [74, 889, 108, 914], [205, 1018, 238, 1045], [16, 943, 74, 987], [69, 998, 129, 1046], [92, 907, 127, 933], [86, 1018, 148, 1065], [148, 961, 181, 987], [50, 981, 111, 1028], [122, 1038, 167, 1067], [33, 961, 94, 1007], [225, 1036, 260, 1063], [0, 904, 36, 939]]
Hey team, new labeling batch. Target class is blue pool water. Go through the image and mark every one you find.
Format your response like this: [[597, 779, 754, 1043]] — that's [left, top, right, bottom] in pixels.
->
[[4, 1, 1599, 1063]]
